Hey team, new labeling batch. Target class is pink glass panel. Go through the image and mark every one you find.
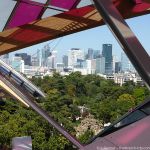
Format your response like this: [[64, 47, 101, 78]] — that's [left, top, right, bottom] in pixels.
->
[[7, 2, 43, 29], [50, 0, 77, 10]]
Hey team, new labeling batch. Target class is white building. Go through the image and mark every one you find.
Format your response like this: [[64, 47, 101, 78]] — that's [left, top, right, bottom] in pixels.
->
[[68, 48, 84, 68], [86, 59, 96, 74], [47, 50, 57, 69], [96, 57, 105, 74]]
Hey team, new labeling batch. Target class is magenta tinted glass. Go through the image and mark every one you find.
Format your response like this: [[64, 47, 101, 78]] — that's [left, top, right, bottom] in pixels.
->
[[50, 0, 78, 10], [7, 2, 43, 29]]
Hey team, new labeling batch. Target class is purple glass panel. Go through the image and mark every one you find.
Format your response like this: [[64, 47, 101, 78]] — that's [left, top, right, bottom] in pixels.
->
[[50, 0, 77, 10], [7, 2, 43, 29]]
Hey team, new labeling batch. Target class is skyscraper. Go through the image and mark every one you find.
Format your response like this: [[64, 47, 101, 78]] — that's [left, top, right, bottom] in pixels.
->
[[15, 53, 31, 66], [42, 44, 51, 67], [47, 50, 57, 69], [115, 62, 121, 73], [93, 50, 100, 59], [96, 56, 105, 74], [121, 52, 135, 72], [63, 55, 68, 67], [87, 48, 94, 59], [102, 44, 112, 74], [68, 48, 84, 68]]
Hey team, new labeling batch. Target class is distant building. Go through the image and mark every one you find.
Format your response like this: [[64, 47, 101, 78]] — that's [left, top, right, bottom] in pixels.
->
[[11, 56, 24, 73], [115, 62, 121, 73], [96, 56, 105, 74], [47, 50, 57, 69], [121, 52, 135, 72], [87, 48, 94, 59], [63, 55, 68, 67], [68, 48, 84, 68], [15, 53, 31, 66], [32, 56, 39, 66], [86, 59, 96, 74], [102, 44, 112, 74], [56, 63, 64, 72], [42, 44, 51, 67], [93, 50, 100, 59]]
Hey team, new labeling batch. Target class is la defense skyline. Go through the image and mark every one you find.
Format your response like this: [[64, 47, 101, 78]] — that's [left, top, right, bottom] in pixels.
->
[[1, 43, 135, 75]]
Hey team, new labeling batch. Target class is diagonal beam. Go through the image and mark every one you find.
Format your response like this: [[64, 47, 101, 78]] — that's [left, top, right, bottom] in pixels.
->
[[93, 0, 150, 89]]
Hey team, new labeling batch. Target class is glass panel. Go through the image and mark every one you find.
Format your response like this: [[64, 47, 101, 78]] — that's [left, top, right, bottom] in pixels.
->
[[12, 29, 49, 43], [77, 0, 93, 8], [42, 8, 62, 18], [66, 6, 94, 17], [0, 0, 17, 31], [50, 0, 77, 10], [7, 2, 43, 29], [114, 110, 146, 128], [141, 101, 150, 115]]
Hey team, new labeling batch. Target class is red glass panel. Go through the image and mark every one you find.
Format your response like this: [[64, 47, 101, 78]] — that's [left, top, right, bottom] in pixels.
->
[[11, 29, 50, 43], [65, 6, 94, 17]]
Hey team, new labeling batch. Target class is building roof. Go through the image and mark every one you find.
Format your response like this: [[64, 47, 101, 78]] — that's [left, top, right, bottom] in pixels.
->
[[0, 0, 150, 55]]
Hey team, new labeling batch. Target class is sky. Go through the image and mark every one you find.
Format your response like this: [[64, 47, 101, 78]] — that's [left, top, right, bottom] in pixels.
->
[[10, 14, 150, 62]]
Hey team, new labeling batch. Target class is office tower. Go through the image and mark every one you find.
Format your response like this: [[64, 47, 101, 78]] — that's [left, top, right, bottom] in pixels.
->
[[87, 48, 94, 59], [112, 55, 118, 73], [102, 44, 113, 74], [68, 48, 84, 68], [115, 62, 121, 73], [63, 55, 68, 68], [93, 50, 101, 59], [121, 52, 135, 72], [47, 50, 57, 69], [11, 56, 24, 73], [42, 44, 51, 67], [96, 56, 105, 74], [86, 59, 96, 74], [15, 53, 31, 66]]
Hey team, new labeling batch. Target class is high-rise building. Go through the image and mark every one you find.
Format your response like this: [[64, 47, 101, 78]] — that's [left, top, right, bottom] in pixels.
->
[[62, 55, 68, 67], [93, 50, 100, 59], [96, 56, 105, 74], [42, 44, 51, 67], [68, 48, 84, 68], [87, 48, 94, 59], [102, 44, 112, 74], [121, 52, 135, 72], [15, 53, 31, 66], [86, 59, 96, 74], [115, 62, 121, 73], [47, 50, 57, 69]]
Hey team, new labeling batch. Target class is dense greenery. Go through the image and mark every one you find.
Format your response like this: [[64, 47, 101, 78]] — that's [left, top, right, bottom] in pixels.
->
[[0, 72, 150, 149]]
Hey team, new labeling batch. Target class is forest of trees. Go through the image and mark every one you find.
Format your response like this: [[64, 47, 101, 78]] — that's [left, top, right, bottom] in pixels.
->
[[0, 72, 150, 149]]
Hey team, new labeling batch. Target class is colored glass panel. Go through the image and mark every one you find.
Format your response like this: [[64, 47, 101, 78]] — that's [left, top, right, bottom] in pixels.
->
[[65, 6, 94, 17], [12, 29, 50, 43], [0, 0, 17, 31], [50, 0, 77, 10], [7, 2, 43, 29]]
